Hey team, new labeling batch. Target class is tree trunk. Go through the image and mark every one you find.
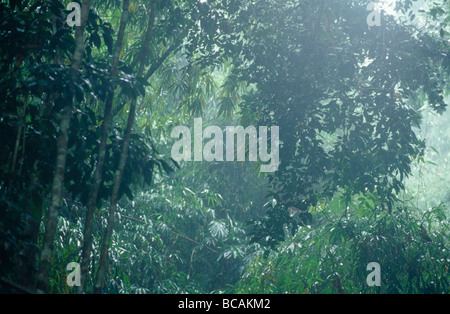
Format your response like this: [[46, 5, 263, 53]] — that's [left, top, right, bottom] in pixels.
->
[[36, 0, 92, 294], [77, 0, 131, 294], [94, 3, 157, 294], [36, 105, 72, 293]]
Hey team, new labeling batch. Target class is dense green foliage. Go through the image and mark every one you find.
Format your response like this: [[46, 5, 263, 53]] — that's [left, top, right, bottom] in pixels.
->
[[236, 193, 449, 294], [229, 0, 449, 247], [0, 0, 448, 294]]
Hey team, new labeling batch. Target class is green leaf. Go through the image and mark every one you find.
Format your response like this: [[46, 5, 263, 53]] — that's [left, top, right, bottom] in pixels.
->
[[103, 31, 114, 54]]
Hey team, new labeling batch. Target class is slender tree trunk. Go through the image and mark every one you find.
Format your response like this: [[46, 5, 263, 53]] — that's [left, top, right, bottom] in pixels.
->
[[36, 106, 72, 293], [77, 0, 131, 294], [36, 0, 92, 294], [94, 4, 157, 294], [10, 96, 28, 174], [110, 26, 188, 117], [70, 1, 92, 81], [144, 26, 188, 81]]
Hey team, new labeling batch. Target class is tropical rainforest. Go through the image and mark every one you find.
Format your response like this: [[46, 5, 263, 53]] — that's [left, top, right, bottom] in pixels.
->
[[0, 0, 449, 294]]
